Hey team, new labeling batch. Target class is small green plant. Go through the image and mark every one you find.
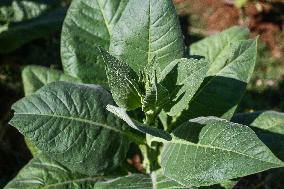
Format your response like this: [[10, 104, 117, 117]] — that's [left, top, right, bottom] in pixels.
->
[[4, 0, 284, 188]]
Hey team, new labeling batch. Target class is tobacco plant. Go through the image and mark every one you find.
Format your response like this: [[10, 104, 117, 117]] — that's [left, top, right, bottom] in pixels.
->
[[4, 0, 284, 188]]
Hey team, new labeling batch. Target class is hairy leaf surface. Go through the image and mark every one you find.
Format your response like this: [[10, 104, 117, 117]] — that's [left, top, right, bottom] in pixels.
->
[[232, 111, 284, 161], [100, 48, 141, 110], [4, 156, 101, 189], [190, 26, 249, 75], [159, 58, 209, 116], [4, 157, 188, 189], [22, 65, 80, 96], [96, 171, 187, 189], [61, 0, 128, 84], [110, 0, 184, 72], [10, 82, 129, 175], [161, 117, 283, 187], [175, 39, 257, 125]]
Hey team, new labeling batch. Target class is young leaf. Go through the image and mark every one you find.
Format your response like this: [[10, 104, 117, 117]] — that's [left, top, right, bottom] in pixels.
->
[[0, 7, 66, 53], [232, 111, 284, 161], [10, 81, 129, 175], [175, 39, 257, 125], [100, 48, 142, 110], [110, 0, 184, 72], [159, 58, 209, 116], [142, 72, 170, 113], [61, 0, 128, 84], [189, 26, 249, 75], [161, 117, 284, 187], [4, 156, 101, 189], [107, 105, 172, 141], [22, 65, 80, 96]]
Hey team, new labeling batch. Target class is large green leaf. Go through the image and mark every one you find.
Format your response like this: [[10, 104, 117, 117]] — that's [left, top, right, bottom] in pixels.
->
[[110, 0, 184, 72], [61, 0, 128, 84], [161, 117, 283, 187], [100, 48, 141, 110], [107, 105, 172, 141], [22, 65, 80, 96], [22, 65, 80, 156], [232, 111, 284, 161], [4, 156, 100, 189], [175, 39, 257, 125], [159, 58, 209, 117], [96, 171, 188, 189], [189, 26, 249, 75], [5, 157, 186, 189], [10, 81, 129, 175], [0, 0, 60, 22], [0, 7, 66, 53]]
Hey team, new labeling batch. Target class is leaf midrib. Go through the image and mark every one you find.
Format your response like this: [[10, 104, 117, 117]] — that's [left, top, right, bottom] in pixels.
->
[[14, 112, 123, 134], [165, 139, 283, 166]]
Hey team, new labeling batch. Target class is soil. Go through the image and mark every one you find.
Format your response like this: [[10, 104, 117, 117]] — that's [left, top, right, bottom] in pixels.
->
[[174, 0, 284, 60]]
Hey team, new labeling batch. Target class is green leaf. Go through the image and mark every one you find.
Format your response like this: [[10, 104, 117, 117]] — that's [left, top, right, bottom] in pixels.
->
[[161, 117, 283, 187], [95, 171, 188, 189], [24, 138, 41, 157], [107, 105, 172, 141], [0, 0, 60, 22], [175, 39, 257, 125], [100, 48, 141, 110], [22, 65, 80, 96], [234, 0, 248, 8], [110, 0, 184, 73], [0, 7, 66, 53], [22, 65, 80, 156], [232, 111, 284, 161], [142, 72, 170, 113], [159, 58, 209, 116], [5, 160, 187, 189], [190, 26, 249, 75], [4, 156, 101, 189], [10, 81, 129, 175], [61, 0, 128, 84]]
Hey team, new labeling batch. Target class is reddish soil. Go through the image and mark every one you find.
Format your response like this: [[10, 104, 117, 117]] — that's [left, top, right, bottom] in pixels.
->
[[174, 0, 284, 59]]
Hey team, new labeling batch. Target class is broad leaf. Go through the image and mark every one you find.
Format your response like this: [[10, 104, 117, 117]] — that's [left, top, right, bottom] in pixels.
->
[[96, 171, 188, 189], [22, 65, 80, 96], [4, 156, 101, 189], [161, 117, 283, 187], [22, 65, 80, 156], [107, 105, 172, 141], [0, 0, 60, 22], [190, 26, 249, 75], [4, 157, 189, 189], [159, 58, 209, 116], [0, 7, 66, 53], [10, 81, 129, 175], [110, 0, 184, 72], [232, 111, 284, 161], [61, 0, 128, 84], [175, 39, 257, 125], [100, 48, 141, 110]]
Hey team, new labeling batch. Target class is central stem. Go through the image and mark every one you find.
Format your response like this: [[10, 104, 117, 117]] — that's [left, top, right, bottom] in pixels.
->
[[142, 112, 161, 173]]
